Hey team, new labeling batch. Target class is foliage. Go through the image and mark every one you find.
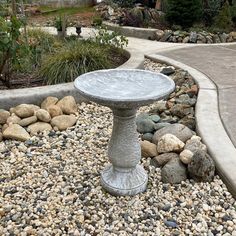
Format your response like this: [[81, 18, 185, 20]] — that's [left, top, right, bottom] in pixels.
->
[[92, 16, 103, 26], [214, 1, 233, 32], [165, 0, 203, 28], [112, 0, 135, 8], [39, 40, 118, 85], [54, 15, 68, 31], [0, 16, 22, 85], [202, 0, 222, 26], [94, 26, 128, 49]]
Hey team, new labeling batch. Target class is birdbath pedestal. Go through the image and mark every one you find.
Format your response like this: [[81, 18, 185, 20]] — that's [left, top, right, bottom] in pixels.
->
[[74, 69, 175, 196]]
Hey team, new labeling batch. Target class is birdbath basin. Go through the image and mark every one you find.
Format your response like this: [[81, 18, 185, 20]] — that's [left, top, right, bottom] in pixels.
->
[[74, 69, 175, 196]]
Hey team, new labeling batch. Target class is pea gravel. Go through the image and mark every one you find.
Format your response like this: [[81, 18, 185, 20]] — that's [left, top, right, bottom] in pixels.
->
[[0, 60, 236, 236]]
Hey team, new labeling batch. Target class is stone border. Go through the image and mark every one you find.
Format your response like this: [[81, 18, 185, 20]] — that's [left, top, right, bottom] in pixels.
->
[[0, 48, 144, 109], [145, 54, 236, 198]]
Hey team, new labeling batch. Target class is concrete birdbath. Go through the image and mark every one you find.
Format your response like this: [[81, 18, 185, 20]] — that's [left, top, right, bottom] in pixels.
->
[[74, 69, 175, 196]]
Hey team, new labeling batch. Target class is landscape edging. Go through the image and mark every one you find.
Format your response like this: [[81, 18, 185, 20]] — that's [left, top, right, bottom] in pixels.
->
[[145, 54, 236, 198], [0, 49, 144, 109]]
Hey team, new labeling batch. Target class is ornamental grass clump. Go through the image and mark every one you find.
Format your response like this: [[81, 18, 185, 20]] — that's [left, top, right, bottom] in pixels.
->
[[40, 40, 113, 85]]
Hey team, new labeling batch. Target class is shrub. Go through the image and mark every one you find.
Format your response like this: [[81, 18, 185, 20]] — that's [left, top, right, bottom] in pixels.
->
[[112, 0, 135, 8], [214, 1, 233, 32], [165, 0, 203, 29], [39, 40, 115, 85]]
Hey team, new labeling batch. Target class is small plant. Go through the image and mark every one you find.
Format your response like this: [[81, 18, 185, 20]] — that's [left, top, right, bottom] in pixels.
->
[[92, 16, 103, 26], [94, 26, 128, 49], [54, 15, 68, 31]]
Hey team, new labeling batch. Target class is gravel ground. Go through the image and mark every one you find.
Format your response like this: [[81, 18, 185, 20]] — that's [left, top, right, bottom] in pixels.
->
[[0, 60, 236, 236]]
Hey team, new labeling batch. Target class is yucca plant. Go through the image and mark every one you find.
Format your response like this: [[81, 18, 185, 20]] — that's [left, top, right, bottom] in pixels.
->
[[39, 40, 113, 85]]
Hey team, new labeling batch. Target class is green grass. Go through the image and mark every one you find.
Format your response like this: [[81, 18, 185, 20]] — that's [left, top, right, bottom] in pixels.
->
[[39, 6, 95, 16]]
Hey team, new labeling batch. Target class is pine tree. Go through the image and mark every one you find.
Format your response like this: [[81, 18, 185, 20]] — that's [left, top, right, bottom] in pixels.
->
[[165, 0, 203, 28], [214, 0, 233, 32]]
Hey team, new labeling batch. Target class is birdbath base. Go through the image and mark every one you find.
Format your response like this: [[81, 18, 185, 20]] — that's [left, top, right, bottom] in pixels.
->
[[101, 164, 148, 196]]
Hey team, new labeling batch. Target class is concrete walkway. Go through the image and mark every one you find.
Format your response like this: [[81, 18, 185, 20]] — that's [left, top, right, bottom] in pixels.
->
[[156, 44, 236, 147]]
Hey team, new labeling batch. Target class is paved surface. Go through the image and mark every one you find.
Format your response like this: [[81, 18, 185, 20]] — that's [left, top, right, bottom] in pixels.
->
[[157, 44, 236, 147]]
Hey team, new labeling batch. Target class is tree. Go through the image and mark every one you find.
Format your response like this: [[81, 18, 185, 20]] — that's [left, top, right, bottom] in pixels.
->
[[165, 0, 203, 28]]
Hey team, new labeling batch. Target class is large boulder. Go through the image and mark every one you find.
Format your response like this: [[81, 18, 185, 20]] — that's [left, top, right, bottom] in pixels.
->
[[3, 124, 30, 141], [161, 158, 187, 184], [13, 104, 35, 118], [35, 109, 51, 123], [28, 122, 52, 135], [41, 96, 58, 110], [151, 153, 178, 167], [51, 115, 77, 131], [188, 150, 215, 182], [153, 123, 194, 144], [0, 110, 10, 124], [140, 140, 158, 158], [56, 96, 77, 115], [157, 134, 185, 153]]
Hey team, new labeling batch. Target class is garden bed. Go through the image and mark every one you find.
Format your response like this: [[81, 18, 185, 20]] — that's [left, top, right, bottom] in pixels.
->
[[0, 59, 236, 235]]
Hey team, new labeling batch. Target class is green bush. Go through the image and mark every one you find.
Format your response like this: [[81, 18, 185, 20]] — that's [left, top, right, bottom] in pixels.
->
[[39, 40, 118, 85], [112, 0, 135, 8], [214, 1, 233, 32], [165, 0, 203, 29]]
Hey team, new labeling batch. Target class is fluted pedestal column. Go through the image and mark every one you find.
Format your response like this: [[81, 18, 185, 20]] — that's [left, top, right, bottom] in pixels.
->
[[101, 109, 148, 196]]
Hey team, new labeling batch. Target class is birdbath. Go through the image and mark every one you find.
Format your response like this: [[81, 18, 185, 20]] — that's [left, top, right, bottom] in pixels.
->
[[74, 69, 175, 196]]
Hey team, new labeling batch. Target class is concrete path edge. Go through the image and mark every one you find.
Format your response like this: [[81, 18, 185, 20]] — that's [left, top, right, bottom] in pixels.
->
[[146, 54, 236, 198], [0, 49, 144, 109]]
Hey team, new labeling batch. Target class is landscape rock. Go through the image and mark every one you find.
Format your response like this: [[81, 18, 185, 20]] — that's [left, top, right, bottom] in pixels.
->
[[28, 122, 52, 135], [36, 109, 51, 122], [51, 115, 77, 131], [154, 122, 170, 131], [0, 132, 2, 142], [14, 104, 35, 118], [151, 152, 178, 167], [185, 137, 207, 153], [188, 150, 215, 182], [0, 110, 10, 124], [3, 124, 30, 141], [6, 114, 21, 125], [179, 115, 196, 130], [18, 116, 37, 127], [2, 124, 8, 132], [153, 123, 194, 144], [170, 104, 194, 118], [136, 117, 155, 134], [180, 149, 193, 164], [56, 96, 77, 115], [41, 96, 58, 110], [157, 134, 185, 153], [140, 140, 158, 158], [161, 158, 187, 184], [160, 66, 175, 76], [142, 133, 153, 142], [28, 104, 40, 113], [47, 105, 63, 118], [189, 32, 197, 43]]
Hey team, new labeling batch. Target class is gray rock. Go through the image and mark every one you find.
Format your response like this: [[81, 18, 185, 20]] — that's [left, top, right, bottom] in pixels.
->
[[153, 123, 194, 144], [179, 115, 196, 130], [188, 150, 215, 182], [148, 114, 160, 123], [189, 32, 197, 43], [161, 158, 187, 184], [142, 133, 154, 142], [160, 31, 172, 42], [212, 35, 221, 43], [154, 122, 170, 131], [170, 104, 194, 118], [175, 94, 196, 106], [160, 66, 175, 76], [18, 116, 37, 127], [151, 153, 178, 167], [183, 36, 190, 43], [219, 33, 228, 43], [155, 29, 164, 41], [136, 117, 155, 134], [185, 139, 207, 153]]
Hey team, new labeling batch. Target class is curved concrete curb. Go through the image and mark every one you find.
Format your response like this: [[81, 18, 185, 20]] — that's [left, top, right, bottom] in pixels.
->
[[0, 48, 144, 109], [103, 22, 157, 40], [146, 54, 236, 198]]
